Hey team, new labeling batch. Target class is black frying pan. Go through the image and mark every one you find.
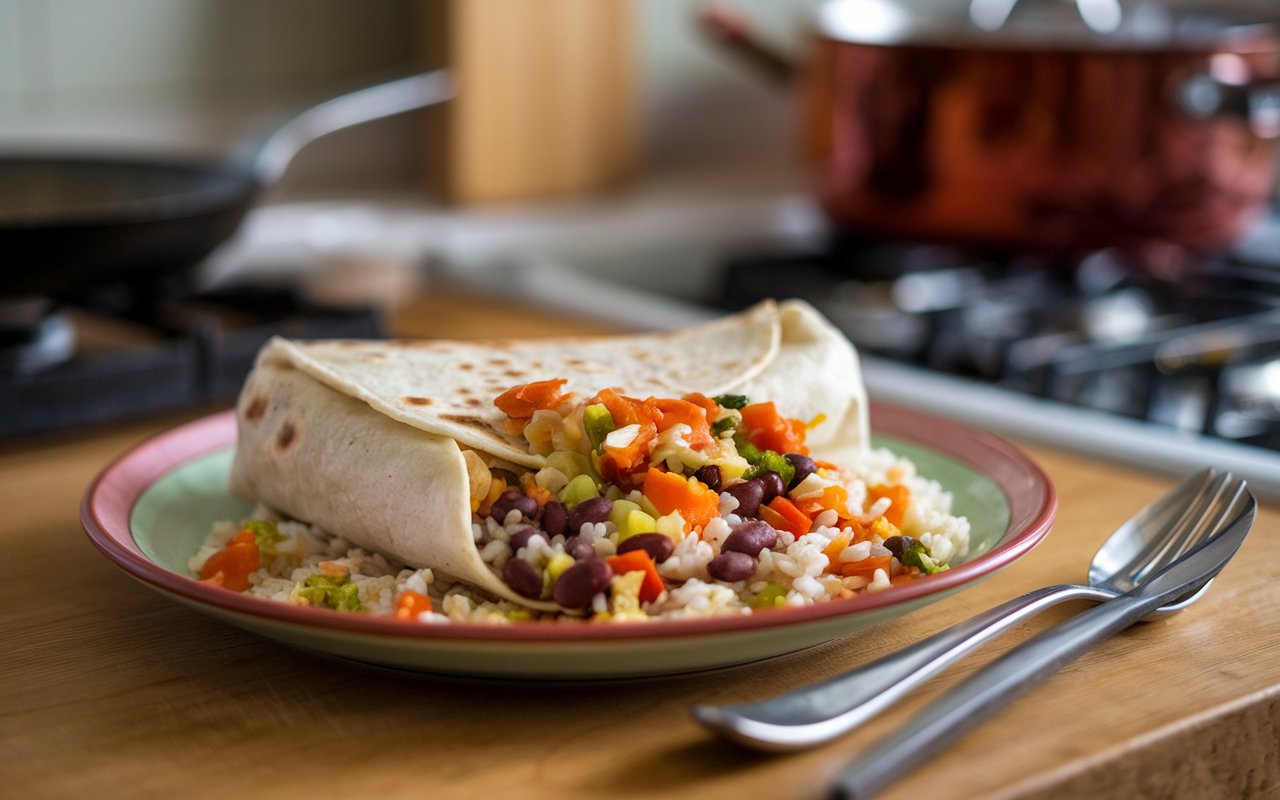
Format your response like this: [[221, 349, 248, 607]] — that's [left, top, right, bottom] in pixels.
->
[[0, 72, 450, 299]]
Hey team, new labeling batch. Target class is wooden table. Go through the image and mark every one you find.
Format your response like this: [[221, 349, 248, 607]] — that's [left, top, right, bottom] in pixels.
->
[[4, 291, 1278, 799]]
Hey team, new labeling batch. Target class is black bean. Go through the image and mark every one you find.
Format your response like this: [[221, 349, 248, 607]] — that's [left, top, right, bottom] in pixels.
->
[[564, 535, 596, 561], [541, 500, 568, 537], [694, 464, 722, 493], [553, 559, 613, 608], [883, 535, 917, 560], [567, 496, 613, 533], [708, 551, 757, 582], [490, 489, 538, 522], [503, 557, 543, 599], [616, 533, 676, 564], [724, 480, 764, 517], [758, 471, 785, 503], [723, 520, 778, 556], [785, 453, 817, 489], [507, 527, 543, 554]]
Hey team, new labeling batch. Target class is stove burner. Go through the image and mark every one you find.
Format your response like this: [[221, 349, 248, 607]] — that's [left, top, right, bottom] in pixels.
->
[[0, 283, 382, 438], [717, 235, 1280, 454], [0, 298, 75, 375]]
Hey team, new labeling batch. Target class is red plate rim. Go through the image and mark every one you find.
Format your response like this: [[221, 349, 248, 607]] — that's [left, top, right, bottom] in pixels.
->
[[81, 401, 1057, 644]]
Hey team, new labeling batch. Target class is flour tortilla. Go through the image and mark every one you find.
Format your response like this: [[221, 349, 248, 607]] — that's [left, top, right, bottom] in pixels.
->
[[229, 299, 869, 608]]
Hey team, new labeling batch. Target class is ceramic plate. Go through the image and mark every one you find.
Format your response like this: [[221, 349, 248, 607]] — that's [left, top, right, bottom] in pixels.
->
[[82, 402, 1055, 679]]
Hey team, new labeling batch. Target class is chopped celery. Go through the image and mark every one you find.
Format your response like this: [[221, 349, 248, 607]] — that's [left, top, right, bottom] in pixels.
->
[[583, 404, 616, 452], [735, 435, 796, 485], [620, 509, 658, 540], [609, 499, 642, 529], [750, 582, 788, 609], [547, 450, 593, 480], [241, 518, 283, 556], [559, 474, 600, 508]]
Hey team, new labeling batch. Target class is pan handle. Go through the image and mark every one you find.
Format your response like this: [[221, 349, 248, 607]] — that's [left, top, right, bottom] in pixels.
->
[[248, 70, 454, 186], [1178, 72, 1280, 140], [698, 5, 795, 85]]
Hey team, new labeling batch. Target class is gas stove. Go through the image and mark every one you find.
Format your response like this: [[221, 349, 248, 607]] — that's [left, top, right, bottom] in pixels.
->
[[455, 207, 1280, 500], [0, 282, 382, 438]]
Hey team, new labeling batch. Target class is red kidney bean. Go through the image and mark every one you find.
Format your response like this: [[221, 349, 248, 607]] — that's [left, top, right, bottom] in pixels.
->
[[785, 453, 817, 488], [694, 464, 722, 493], [564, 535, 596, 561], [723, 520, 778, 556], [708, 551, 757, 582], [724, 480, 764, 517], [567, 496, 613, 533], [758, 471, 785, 503], [883, 535, 916, 560], [552, 558, 613, 608], [541, 500, 568, 537], [490, 489, 538, 522], [503, 557, 543, 599], [616, 532, 676, 563], [507, 527, 543, 554]]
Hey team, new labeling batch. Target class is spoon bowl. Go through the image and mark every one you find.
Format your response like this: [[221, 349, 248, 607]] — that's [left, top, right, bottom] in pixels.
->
[[694, 467, 1242, 751]]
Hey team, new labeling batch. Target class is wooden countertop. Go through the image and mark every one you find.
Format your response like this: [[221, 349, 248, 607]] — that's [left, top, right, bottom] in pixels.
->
[[3, 291, 1278, 799]]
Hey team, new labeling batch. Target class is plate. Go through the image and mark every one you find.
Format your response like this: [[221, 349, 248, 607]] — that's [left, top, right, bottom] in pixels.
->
[[81, 402, 1055, 679]]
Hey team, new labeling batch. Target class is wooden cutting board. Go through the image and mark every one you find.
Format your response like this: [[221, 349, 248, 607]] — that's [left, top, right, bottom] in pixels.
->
[[1, 290, 1277, 799]]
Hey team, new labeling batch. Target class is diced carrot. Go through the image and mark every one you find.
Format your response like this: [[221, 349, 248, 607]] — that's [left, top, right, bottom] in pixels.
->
[[839, 555, 892, 579], [642, 397, 713, 450], [764, 496, 813, 538], [867, 483, 911, 527], [394, 590, 433, 620], [821, 532, 852, 572], [601, 420, 658, 483], [682, 392, 720, 421], [592, 388, 645, 428], [795, 485, 853, 521], [519, 473, 553, 507], [605, 550, 666, 603], [890, 571, 919, 587], [740, 401, 808, 455], [642, 467, 720, 532], [198, 530, 260, 592], [494, 379, 569, 419]]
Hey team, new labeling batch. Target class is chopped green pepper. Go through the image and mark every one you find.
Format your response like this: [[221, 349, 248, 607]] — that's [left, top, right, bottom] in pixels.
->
[[297, 573, 365, 612], [900, 540, 947, 575], [735, 435, 796, 485], [712, 394, 750, 410], [242, 519, 284, 556], [749, 582, 788, 609]]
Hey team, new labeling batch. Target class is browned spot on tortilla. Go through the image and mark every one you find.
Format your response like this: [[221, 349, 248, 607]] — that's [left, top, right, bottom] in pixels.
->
[[488, 358, 511, 366], [276, 421, 297, 450], [403, 396, 433, 406], [629, 351, 649, 360], [531, 360, 544, 369], [459, 363, 474, 371], [565, 358, 587, 367], [244, 395, 268, 423], [362, 353, 386, 361], [458, 387, 473, 395], [504, 369, 527, 379], [466, 397, 482, 407]]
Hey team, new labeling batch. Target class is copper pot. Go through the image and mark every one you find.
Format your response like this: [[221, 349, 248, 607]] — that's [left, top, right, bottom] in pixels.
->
[[706, 0, 1280, 258]]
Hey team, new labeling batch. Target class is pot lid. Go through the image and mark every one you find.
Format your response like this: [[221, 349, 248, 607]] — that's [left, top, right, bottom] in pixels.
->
[[816, 0, 1279, 50]]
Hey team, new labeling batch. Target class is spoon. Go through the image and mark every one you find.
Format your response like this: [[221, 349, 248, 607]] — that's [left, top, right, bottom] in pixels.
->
[[832, 472, 1253, 799], [694, 467, 1240, 751]]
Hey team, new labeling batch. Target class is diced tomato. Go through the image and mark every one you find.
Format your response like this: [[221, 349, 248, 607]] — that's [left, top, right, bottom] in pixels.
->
[[795, 484, 853, 521], [821, 532, 853, 573], [605, 550, 666, 603], [642, 397, 714, 450], [740, 401, 808, 455], [198, 530, 260, 592], [494, 379, 569, 419], [394, 590, 433, 620], [591, 388, 645, 428], [763, 496, 813, 538]]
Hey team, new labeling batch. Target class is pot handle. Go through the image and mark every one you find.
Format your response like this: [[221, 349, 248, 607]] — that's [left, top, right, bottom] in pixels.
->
[[698, 5, 795, 85], [1178, 73, 1280, 139]]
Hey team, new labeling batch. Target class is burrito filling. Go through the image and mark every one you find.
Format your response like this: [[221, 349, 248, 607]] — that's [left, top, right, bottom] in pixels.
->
[[192, 380, 970, 623]]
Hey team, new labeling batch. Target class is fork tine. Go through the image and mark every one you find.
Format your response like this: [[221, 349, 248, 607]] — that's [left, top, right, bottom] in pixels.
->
[[1121, 469, 1226, 582], [1131, 472, 1242, 586]]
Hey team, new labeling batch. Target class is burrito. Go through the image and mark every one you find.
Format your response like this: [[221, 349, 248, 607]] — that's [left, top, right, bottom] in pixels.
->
[[222, 299, 965, 618]]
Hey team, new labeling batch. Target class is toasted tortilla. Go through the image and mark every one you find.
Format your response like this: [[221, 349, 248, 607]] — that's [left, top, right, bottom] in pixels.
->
[[229, 299, 868, 608]]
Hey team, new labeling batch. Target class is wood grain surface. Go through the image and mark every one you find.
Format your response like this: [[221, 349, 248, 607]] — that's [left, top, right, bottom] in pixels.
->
[[3, 290, 1278, 800]]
